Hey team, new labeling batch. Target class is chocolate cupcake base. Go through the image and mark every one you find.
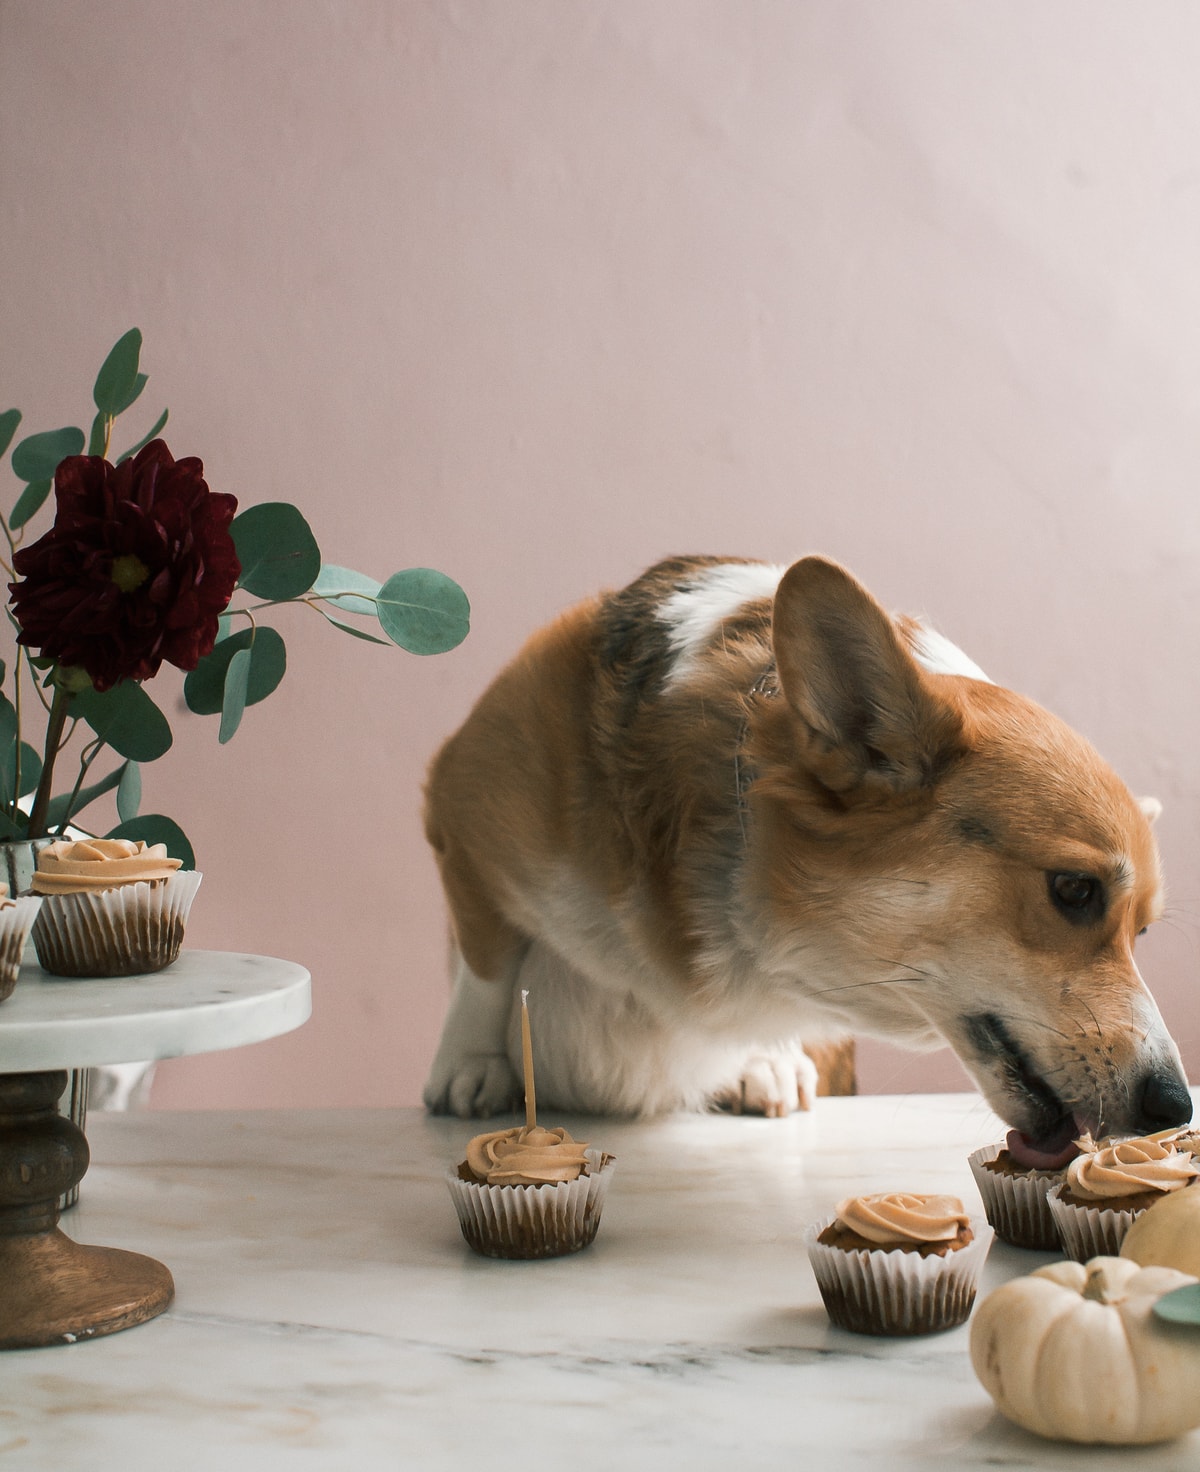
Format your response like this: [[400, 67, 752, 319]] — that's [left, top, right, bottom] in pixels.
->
[[32, 872, 202, 978], [0, 897, 42, 1001], [804, 1218, 993, 1336], [446, 1150, 615, 1259], [1045, 1181, 1145, 1261], [968, 1144, 1062, 1251]]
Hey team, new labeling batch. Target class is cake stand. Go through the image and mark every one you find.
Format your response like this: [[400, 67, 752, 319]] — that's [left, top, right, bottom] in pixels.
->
[[0, 949, 310, 1349]]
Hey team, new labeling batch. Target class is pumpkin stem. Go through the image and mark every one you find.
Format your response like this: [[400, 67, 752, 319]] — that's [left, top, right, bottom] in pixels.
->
[[1082, 1263, 1117, 1303]]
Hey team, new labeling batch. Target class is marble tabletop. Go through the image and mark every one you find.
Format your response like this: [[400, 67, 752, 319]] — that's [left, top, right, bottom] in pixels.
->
[[0, 950, 311, 1070], [4, 1090, 1197, 1471]]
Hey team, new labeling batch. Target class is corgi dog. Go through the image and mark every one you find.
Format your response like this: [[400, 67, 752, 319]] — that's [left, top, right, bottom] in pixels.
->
[[423, 555, 1192, 1166]]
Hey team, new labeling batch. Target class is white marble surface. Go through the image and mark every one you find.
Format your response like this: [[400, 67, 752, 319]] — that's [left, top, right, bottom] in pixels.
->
[[4, 1091, 1198, 1471], [0, 950, 311, 1070]]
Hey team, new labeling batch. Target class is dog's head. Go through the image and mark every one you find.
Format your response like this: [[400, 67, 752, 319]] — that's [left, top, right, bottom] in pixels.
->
[[755, 556, 1191, 1161]]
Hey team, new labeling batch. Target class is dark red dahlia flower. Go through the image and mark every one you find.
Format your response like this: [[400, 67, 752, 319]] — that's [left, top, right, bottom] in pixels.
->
[[9, 440, 240, 691]]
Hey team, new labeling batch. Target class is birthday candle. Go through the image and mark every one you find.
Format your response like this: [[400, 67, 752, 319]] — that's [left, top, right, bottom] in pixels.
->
[[520, 989, 537, 1130]]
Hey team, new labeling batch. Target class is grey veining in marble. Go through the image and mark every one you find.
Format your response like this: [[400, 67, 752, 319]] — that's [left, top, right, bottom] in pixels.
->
[[3, 1092, 1197, 1471], [0, 950, 311, 1070]]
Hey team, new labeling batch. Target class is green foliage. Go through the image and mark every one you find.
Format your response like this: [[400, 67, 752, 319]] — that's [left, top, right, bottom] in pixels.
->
[[0, 329, 471, 861], [233, 503, 321, 601], [11, 426, 84, 482], [93, 328, 146, 417], [106, 814, 195, 870], [183, 627, 287, 715], [74, 682, 172, 763], [377, 568, 471, 654]]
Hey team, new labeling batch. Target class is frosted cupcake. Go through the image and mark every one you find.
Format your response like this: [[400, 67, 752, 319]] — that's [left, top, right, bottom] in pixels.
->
[[804, 1192, 992, 1336], [446, 1122, 615, 1259], [0, 882, 41, 1001], [30, 838, 202, 977], [445, 987, 615, 1259], [1046, 1133, 1200, 1261], [968, 1140, 1068, 1251]]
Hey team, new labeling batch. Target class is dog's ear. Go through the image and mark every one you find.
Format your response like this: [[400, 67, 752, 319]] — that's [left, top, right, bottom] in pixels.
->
[[772, 557, 964, 797]]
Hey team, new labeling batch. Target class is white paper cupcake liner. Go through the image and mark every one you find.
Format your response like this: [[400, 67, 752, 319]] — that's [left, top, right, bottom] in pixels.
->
[[446, 1149, 615, 1259], [968, 1144, 1062, 1251], [804, 1216, 993, 1336], [32, 871, 202, 978], [0, 896, 41, 1001], [1046, 1181, 1144, 1261]]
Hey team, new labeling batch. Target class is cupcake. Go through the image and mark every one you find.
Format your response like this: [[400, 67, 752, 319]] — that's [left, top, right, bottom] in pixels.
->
[[804, 1192, 993, 1335], [30, 838, 202, 977], [445, 987, 615, 1259], [968, 1141, 1067, 1251], [446, 1122, 615, 1259], [1046, 1133, 1200, 1262], [0, 882, 41, 1001]]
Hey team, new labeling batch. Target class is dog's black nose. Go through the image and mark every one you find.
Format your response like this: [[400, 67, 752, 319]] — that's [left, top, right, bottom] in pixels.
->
[[1135, 1070, 1193, 1132]]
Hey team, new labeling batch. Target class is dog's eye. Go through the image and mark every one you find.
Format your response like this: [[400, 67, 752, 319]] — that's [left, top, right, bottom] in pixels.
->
[[1048, 871, 1105, 923]]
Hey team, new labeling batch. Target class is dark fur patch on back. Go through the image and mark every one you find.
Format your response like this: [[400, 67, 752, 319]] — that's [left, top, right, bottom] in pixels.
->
[[596, 556, 763, 732]]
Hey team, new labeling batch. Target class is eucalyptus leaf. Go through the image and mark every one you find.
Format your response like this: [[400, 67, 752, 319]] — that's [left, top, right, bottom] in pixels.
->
[[183, 627, 286, 716], [232, 503, 321, 601], [312, 564, 382, 616], [73, 683, 172, 763], [0, 735, 40, 806], [1153, 1283, 1200, 1327], [376, 568, 470, 655], [318, 609, 391, 646], [9, 477, 53, 531], [10, 426, 85, 482], [0, 809, 26, 840], [87, 410, 108, 458], [0, 409, 20, 459], [43, 760, 128, 830], [116, 407, 169, 464], [219, 647, 252, 745], [116, 759, 142, 824], [105, 814, 195, 870], [93, 328, 143, 416]]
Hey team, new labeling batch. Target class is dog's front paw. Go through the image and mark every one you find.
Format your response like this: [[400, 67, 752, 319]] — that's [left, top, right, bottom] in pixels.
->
[[423, 1052, 522, 1119], [713, 1046, 820, 1118]]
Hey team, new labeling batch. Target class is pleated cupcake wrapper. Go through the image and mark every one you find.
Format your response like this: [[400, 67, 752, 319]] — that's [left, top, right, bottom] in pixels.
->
[[32, 871, 202, 978], [446, 1150, 615, 1259], [968, 1144, 1062, 1251], [1046, 1181, 1143, 1262], [0, 896, 42, 1001], [803, 1217, 993, 1336]]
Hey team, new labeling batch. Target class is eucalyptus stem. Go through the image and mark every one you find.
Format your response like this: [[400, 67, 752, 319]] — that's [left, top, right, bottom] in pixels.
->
[[26, 682, 71, 839], [54, 734, 104, 837]]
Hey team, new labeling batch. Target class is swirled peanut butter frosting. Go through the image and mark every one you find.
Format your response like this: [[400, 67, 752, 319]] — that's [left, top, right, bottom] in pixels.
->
[[32, 838, 182, 894], [465, 1125, 591, 1185], [0, 882, 13, 911], [1065, 1135, 1200, 1201], [835, 1192, 970, 1244]]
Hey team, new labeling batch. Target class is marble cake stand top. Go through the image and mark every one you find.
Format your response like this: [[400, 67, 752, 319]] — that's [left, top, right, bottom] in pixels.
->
[[0, 949, 311, 1071]]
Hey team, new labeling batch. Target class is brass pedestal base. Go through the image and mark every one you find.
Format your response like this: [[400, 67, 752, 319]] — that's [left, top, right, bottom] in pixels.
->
[[0, 1070, 174, 1349]]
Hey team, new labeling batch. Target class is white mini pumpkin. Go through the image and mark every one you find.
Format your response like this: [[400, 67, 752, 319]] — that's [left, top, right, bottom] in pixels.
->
[[969, 1256, 1200, 1444], [1120, 1186, 1200, 1278]]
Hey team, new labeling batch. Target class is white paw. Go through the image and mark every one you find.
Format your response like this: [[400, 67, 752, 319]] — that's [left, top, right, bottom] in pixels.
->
[[714, 1046, 819, 1118], [423, 1053, 522, 1119]]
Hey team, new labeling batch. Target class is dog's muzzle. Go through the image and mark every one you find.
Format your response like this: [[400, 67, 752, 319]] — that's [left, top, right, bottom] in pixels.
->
[[963, 1011, 1193, 1166]]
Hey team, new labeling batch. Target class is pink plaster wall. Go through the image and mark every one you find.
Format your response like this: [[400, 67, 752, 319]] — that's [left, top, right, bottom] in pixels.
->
[[1, 2, 1197, 1108]]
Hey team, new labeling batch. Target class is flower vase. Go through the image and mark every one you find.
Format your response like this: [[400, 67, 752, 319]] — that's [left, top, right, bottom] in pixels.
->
[[0, 837, 88, 1208]]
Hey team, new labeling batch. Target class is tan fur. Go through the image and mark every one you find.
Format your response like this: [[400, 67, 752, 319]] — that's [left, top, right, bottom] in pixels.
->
[[424, 556, 1189, 1140]]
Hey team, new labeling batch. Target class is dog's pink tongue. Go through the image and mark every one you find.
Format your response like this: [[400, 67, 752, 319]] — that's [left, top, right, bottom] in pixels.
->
[[1005, 1118, 1083, 1170]]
